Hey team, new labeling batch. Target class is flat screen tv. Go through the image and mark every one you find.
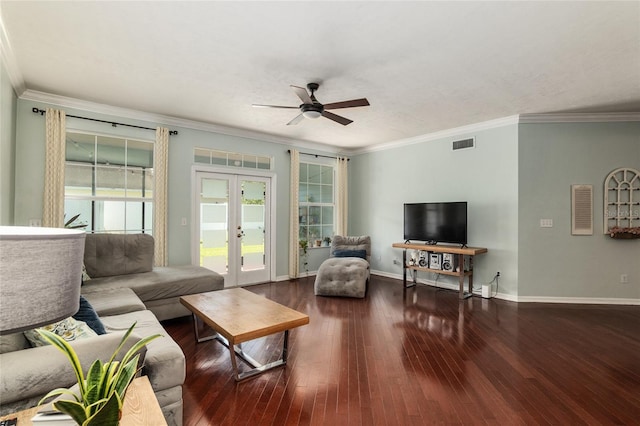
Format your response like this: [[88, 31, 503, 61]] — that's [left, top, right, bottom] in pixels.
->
[[403, 202, 467, 245]]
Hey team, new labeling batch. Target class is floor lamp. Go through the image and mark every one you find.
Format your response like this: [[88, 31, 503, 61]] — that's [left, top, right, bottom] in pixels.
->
[[0, 226, 86, 335]]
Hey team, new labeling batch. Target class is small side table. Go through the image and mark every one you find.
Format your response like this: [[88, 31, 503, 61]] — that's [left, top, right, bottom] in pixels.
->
[[0, 376, 166, 425]]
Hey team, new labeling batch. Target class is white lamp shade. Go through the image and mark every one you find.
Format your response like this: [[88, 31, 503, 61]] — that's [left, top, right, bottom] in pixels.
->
[[0, 226, 86, 334]]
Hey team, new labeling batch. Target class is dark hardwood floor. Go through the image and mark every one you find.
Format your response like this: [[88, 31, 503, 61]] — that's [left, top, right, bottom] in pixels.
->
[[163, 276, 640, 425]]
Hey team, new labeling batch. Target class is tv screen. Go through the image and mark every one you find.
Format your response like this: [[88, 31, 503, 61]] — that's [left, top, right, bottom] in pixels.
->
[[403, 202, 467, 245]]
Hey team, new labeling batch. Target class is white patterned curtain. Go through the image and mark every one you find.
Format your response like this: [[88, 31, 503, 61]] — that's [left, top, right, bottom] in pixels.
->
[[153, 127, 169, 266], [336, 156, 348, 236], [43, 108, 66, 228], [289, 149, 300, 278]]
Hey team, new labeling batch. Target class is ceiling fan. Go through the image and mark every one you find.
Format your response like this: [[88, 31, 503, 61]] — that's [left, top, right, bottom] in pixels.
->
[[252, 83, 370, 126]]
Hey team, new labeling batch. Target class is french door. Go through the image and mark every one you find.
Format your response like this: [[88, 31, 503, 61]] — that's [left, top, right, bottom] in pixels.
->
[[194, 171, 272, 286]]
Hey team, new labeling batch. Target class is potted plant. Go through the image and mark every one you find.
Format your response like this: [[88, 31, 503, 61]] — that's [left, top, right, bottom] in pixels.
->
[[323, 236, 332, 247], [299, 239, 309, 275], [64, 214, 87, 230], [37, 322, 160, 425]]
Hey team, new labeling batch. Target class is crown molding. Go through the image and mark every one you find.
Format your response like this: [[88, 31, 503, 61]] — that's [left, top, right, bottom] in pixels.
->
[[350, 115, 520, 155], [19, 89, 342, 154], [0, 13, 25, 95], [519, 112, 640, 123], [348, 112, 640, 156]]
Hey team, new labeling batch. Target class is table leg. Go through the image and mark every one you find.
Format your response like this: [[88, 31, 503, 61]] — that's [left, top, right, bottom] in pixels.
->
[[218, 331, 290, 381], [192, 314, 216, 343], [458, 254, 472, 299]]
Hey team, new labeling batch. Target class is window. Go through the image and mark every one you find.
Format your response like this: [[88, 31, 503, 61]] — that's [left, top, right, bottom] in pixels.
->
[[299, 162, 334, 247], [194, 147, 272, 170], [64, 132, 154, 234]]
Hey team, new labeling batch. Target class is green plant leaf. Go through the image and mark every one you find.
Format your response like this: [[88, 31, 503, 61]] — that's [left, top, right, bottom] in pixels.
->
[[84, 383, 101, 416], [106, 323, 138, 366], [85, 360, 103, 390], [84, 392, 121, 426], [119, 333, 162, 368], [112, 356, 139, 399], [64, 213, 81, 227], [39, 388, 80, 406], [54, 399, 88, 425], [37, 329, 86, 395]]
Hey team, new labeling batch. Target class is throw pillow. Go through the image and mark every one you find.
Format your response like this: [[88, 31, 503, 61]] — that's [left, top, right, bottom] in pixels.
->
[[81, 263, 91, 284], [23, 317, 97, 347], [332, 249, 367, 259], [73, 296, 106, 335]]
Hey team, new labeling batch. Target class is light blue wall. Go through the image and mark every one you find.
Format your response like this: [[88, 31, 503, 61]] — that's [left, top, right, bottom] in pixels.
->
[[10, 93, 638, 300], [349, 124, 519, 296], [1, 60, 17, 225], [13, 98, 340, 277], [518, 122, 640, 299]]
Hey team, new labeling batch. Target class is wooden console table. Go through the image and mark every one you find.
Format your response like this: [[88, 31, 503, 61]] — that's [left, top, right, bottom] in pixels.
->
[[0, 376, 166, 425], [392, 242, 488, 299]]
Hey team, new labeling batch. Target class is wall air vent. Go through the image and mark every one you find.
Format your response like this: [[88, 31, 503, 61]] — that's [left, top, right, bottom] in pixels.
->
[[452, 137, 475, 151], [572, 184, 593, 235]]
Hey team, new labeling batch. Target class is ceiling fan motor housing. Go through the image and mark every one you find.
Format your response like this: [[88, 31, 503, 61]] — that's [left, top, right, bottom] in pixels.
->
[[301, 103, 324, 114]]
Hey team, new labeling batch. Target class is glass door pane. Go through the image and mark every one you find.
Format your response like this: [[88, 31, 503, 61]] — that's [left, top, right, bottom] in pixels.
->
[[200, 178, 229, 274], [240, 180, 266, 272]]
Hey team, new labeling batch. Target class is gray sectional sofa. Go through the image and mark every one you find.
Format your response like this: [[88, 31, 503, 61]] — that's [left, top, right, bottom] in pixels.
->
[[0, 233, 224, 426]]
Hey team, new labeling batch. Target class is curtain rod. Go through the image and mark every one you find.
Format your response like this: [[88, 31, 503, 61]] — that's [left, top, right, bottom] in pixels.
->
[[32, 107, 178, 135], [287, 149, 349, 161]]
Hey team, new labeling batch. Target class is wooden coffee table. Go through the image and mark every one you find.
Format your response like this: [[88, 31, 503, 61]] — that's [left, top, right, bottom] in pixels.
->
[[180, 288, 309, 381]]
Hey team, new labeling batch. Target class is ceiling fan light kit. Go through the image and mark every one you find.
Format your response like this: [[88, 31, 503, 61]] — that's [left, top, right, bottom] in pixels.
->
[[253, 82, 369, 126]]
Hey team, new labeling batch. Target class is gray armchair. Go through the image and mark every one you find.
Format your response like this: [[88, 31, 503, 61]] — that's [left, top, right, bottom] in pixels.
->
[[314, 235, 371, 298]]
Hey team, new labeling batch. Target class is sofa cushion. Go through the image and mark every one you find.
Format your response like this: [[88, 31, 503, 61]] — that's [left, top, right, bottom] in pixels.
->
[[0, 331, 145, 408], [84, 233, 154, 278], [0, 333, 29, 354], [314, 257, 370, 298], [100, 310, 185, 392], [331, 235, 371, 259], [81, 288, 146, 317], [332, 249, 367, 259], [81, 266, 224, 303]]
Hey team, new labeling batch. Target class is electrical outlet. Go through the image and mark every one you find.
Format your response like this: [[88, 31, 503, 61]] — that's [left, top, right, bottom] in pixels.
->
[[540, 219, 553, 228], [620, 274, 629, 283]]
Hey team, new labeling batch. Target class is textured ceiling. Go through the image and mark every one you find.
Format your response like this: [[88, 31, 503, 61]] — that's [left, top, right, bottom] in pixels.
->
[[2, 1, 639, 150]]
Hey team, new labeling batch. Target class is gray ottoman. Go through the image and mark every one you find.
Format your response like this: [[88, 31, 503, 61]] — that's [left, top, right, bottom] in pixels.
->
[[314, 235, 371, 298], [314, 257, 369, 298]]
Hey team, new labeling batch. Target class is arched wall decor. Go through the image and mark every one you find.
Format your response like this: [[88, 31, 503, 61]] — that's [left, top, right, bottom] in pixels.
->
[[604, 167, 640, 238]]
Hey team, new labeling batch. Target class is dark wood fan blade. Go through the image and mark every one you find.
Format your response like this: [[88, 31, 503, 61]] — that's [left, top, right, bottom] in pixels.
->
[[290, 85, 313, 104], [286, 113, 305, 126], [252, 104, 299, 109], [322, 111, 353, 126], [323, 98, 370, 110]]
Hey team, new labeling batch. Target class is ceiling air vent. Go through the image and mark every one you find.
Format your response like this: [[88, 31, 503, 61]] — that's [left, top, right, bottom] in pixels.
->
[[452, 137, 475, 151], [572, 184, 593, 235]]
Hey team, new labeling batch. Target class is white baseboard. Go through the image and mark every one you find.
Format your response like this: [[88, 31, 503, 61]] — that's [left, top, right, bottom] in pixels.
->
[[515, 296, 640, 305], [275, 271, 317, 282], [370, 270, 640, 305]]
